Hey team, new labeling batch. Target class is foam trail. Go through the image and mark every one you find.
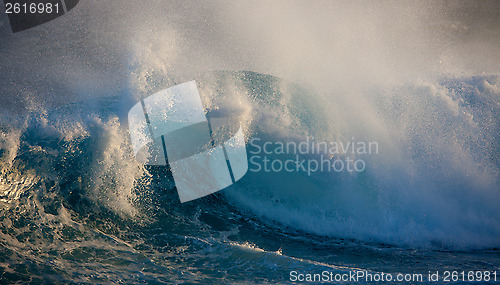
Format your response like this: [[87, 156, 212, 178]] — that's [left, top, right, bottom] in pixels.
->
[[1, 0, 499, 252]]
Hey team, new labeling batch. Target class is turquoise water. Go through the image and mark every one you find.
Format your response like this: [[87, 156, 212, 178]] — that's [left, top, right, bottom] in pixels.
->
[[0, 71, 498, 283], [1, 1, 500, 282]]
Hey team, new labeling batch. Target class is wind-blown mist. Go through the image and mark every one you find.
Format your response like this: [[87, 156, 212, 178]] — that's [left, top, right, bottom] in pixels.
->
[[1, 0, 499, 257], [118, 0, 500, 247]]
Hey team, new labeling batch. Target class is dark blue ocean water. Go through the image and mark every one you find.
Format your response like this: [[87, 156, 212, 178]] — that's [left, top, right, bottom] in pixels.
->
[[0, 71, 498, 284]]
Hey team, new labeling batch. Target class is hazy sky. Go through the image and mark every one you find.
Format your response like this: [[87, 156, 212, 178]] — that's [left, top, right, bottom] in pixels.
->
[[1, 1, 499, 108]]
